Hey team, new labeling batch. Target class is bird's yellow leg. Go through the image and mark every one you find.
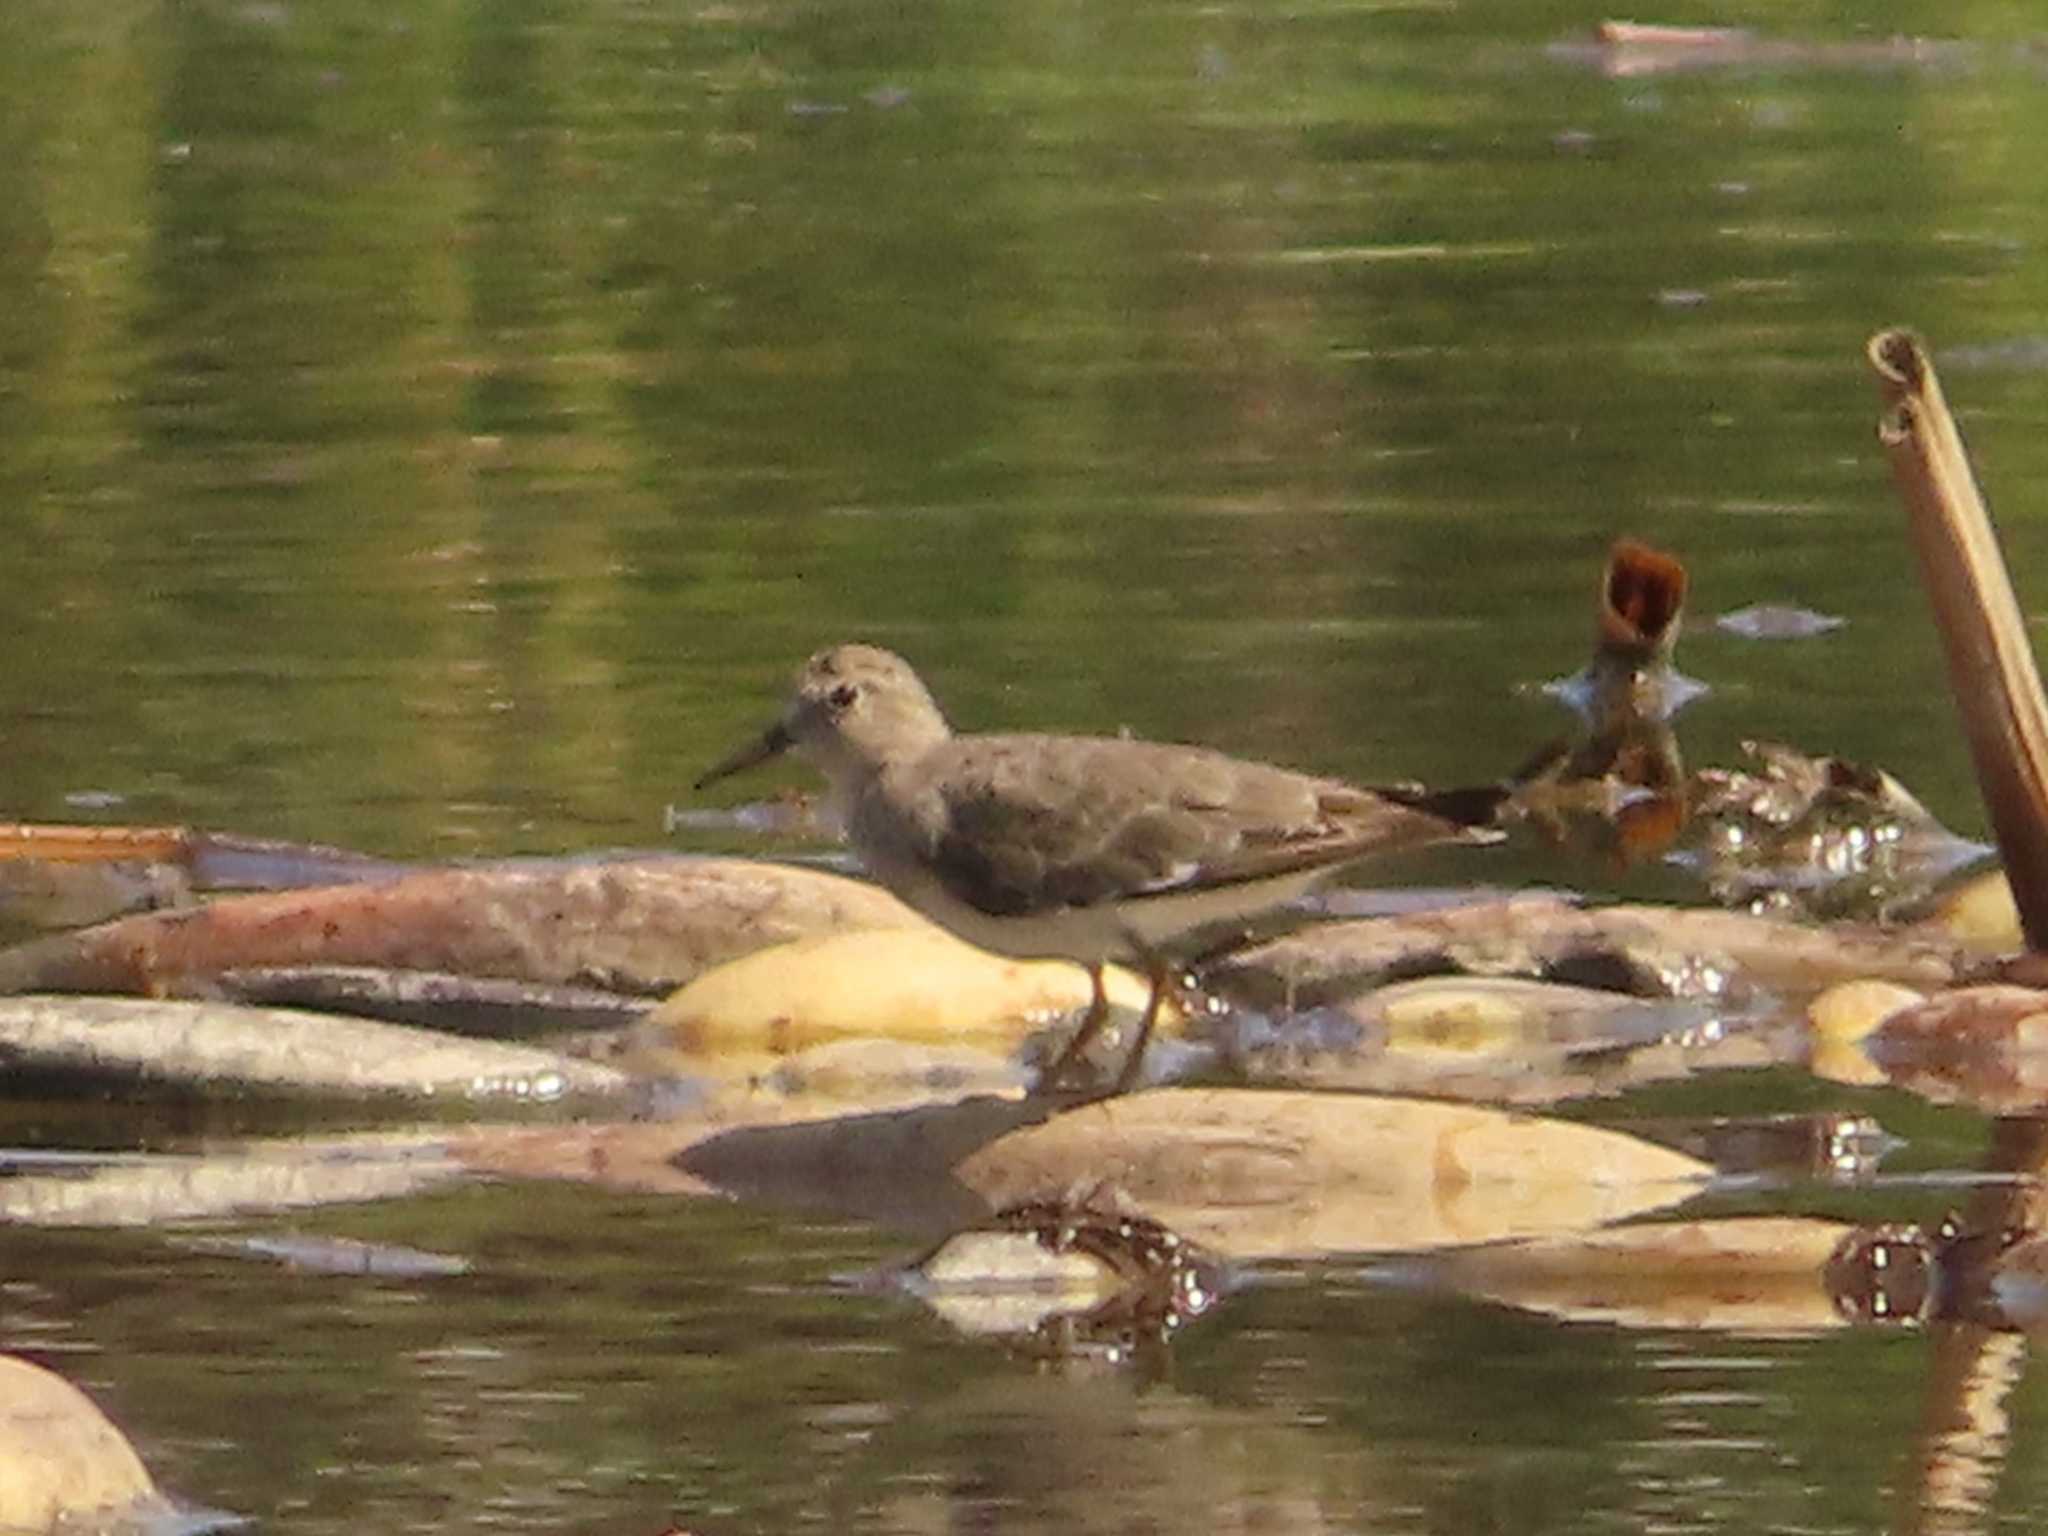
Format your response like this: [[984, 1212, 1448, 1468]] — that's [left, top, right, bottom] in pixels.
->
[[1110, 943, 1170, 1096], [1038, 962, 1112, 1094]]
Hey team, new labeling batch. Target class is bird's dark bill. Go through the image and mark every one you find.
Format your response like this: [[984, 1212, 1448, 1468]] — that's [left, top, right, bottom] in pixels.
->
[[694, 721, 793, 790]]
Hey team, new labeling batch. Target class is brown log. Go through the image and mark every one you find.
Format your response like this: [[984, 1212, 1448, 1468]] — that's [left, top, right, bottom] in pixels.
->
[[953, 1087, 1709, 1259], [0, 856, 917, 999]]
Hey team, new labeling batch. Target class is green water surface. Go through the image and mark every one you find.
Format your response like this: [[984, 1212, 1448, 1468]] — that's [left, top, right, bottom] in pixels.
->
[[7, 0, 2048, 1530]]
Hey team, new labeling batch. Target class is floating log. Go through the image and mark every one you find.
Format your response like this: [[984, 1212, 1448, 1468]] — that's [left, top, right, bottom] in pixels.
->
[[1208, 894, 1965, 1015], [954, 1087, 1709, 1259], [0, 995, 630, 1099], [1222, 973, 1765, 1106], [215, 966, 651, 1036], [1420, 1217, 1855, 1332], [0, 1133, 463, 1227], [0, 821, 409, 932], [635, 924, 1183, 1081], [0, 855, 918, 1000], [0, 1356, 167, 1532]]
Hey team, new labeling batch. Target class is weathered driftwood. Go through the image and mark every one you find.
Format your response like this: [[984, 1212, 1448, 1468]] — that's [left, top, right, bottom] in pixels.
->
[[953, 1087, 1709, 1260], [672, 1093, 1053, 1232], [0, 820, 409, 932], [0, 995, 630, 1099], [454, 1120, 736, 1200], [1207, 895, 1966, 1015], [1418, 1217, 1856, 1332], [0, 855, 917, 1000], [1222, 973, 1781, 1105], [216, 965, 652, 1035], [1872, 328, 2048, 950], [0, 1133, 462, 1227], [641, 1086, 1715, 1256], [450, 1088, 1038, 1214], [0, 839, 190, 932], [0, 1356, 168, 1532]]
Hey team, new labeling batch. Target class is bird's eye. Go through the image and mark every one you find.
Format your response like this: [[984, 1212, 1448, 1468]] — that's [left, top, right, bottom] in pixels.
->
[[828, 683, 859, 711]]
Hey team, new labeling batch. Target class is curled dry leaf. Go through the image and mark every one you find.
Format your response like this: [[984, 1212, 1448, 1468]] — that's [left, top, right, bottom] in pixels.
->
[[954, 1087, 1709, 1260], [1542, 536, 1701, 727]]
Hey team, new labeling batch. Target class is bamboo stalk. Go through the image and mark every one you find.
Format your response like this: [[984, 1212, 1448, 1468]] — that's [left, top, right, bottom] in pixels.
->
[[1869, 328, 2048, 951]]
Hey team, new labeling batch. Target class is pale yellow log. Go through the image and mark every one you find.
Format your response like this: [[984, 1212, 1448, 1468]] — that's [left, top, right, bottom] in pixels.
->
[[1808, 979, 1924, 1046], [0, 1355, 162, 1530], [1806, 978, 1923, 1086], [1928, 867, 2023, 952], [641, 925, 1180, 1071]]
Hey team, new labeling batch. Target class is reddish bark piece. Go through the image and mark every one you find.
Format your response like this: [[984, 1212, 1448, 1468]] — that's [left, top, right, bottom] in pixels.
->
[[1864, 984, 2048, 1112], [0, 856, 916, 999], [0, 821, 410, 932]]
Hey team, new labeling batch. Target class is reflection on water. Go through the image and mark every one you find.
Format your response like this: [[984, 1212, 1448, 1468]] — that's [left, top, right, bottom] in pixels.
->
[[10, 0, 2048, 1532]]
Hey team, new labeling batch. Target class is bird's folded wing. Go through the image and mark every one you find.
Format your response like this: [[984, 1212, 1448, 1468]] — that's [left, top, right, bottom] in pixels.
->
[[910, 737, 1474, 918]]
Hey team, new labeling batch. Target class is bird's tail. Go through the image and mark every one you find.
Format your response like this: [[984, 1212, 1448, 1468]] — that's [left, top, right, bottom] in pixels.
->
[[1369, 780, 1514, 838]]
